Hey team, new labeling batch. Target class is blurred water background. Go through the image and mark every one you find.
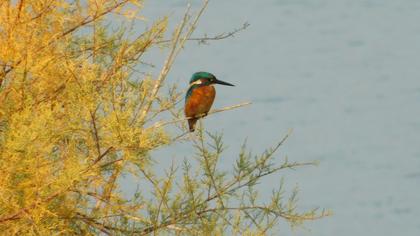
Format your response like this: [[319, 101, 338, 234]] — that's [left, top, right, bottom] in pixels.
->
[[123, 0, 420, 235]]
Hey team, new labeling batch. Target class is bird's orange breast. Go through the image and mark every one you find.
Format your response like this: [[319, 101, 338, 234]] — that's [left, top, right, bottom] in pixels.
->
[[185, 85, 216, 118]]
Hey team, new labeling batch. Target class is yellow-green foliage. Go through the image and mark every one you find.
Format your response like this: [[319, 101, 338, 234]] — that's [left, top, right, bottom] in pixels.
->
[[0, 1, 328, 235], [0, 0, 169, 234]]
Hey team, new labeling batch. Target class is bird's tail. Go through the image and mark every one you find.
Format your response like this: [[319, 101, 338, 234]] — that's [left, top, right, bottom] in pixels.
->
[[188, 118, 198, 132]]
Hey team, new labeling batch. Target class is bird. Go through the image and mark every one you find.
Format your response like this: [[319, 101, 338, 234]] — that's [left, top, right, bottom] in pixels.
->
[[184, 72, 234, 132]]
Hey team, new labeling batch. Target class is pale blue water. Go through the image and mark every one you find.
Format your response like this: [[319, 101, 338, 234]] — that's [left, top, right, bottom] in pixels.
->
[[125, 1, 420, 235]]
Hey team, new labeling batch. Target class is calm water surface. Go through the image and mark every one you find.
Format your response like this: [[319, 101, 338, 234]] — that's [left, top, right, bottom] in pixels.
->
[[124, 1, 420, 235]]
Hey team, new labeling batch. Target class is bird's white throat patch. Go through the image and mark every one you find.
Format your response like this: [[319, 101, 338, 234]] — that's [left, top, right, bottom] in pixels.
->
[[188, 79, 203, 90], [190, 80, 202, 86]]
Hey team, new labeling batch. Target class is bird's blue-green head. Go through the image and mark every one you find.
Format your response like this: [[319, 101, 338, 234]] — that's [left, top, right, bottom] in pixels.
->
[[186, 72, 234, 101], [189, 72, 214, 84], [189, 71, 234, 87]]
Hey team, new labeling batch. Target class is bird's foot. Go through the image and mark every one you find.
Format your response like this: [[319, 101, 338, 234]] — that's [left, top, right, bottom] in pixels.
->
[[196, 112, 207, 119]]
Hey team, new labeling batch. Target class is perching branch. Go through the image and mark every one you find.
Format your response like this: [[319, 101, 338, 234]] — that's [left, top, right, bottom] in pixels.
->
[[150, 101, 251, 129]]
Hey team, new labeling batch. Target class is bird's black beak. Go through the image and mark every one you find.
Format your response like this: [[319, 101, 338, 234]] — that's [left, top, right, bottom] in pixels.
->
[[214, 78, 235, 86]]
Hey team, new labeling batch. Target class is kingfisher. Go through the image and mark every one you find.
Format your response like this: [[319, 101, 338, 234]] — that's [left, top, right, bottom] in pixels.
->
[[184, 72, 234, 132]]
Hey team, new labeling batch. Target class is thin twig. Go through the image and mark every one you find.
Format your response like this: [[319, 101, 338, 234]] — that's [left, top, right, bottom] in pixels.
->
[[197, 206, 330, 221], [156, 22, 250, 44], [90, 108, 101, 156], [92, 147, 114, 166]]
